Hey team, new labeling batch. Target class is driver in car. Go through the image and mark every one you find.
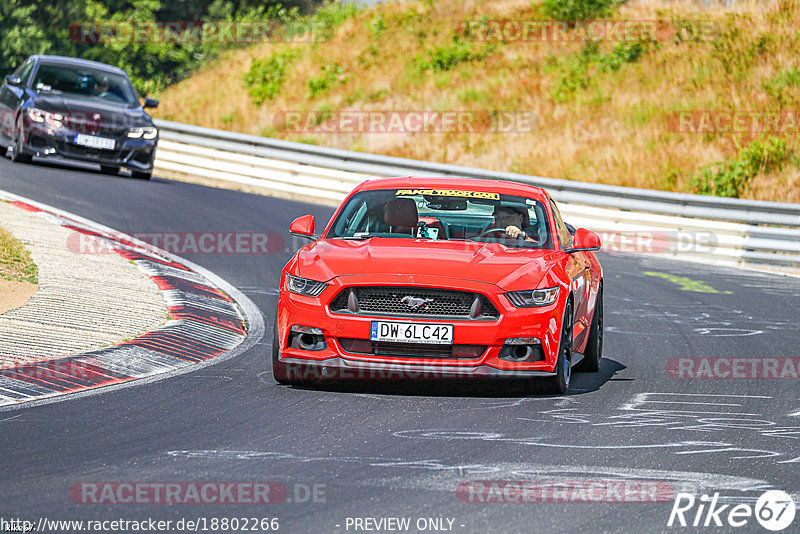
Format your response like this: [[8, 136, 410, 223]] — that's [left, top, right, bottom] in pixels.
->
[[93, 76, 110, 96], [491, 205, 538, 242]]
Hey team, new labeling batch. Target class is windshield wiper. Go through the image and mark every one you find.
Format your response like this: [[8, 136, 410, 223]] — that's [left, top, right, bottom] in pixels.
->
[[338, 233, 377, 240]]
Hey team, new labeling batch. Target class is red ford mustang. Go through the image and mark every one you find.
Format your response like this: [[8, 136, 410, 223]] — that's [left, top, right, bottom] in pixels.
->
[[273, 177, 603, 393]]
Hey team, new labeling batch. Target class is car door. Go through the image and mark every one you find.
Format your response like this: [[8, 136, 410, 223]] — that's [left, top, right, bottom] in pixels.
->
[[550, 198, 592, 346], [0, 60, 34, 143]]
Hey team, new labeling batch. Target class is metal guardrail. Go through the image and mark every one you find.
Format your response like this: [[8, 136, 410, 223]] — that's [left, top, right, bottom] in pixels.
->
[[152, 119, 800, 272]]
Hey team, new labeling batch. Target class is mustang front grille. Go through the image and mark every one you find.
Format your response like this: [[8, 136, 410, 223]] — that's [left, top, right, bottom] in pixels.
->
[[329, 286, 499, 319], [338, 338, 486, 359]]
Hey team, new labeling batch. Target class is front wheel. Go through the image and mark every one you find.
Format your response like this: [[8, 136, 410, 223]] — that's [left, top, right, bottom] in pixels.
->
[[535, 300, 573, 395], [272, 315, 292, 385], [10, 129, 32, 163], [131, 170, 151, 180], [272, 315, 319, 386]]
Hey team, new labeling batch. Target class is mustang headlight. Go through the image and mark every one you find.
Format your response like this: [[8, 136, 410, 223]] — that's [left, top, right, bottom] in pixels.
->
[[506, 286, 559, 307], [285, 274, 327, 297], [128, 127, 157, 139]]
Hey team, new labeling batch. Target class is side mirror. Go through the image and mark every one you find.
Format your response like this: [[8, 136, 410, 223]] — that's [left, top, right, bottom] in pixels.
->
[[143, 97, 159, 108], [5, 75, 21, 87], [564, 228, 601, 253], [289, 214, 316, 240]]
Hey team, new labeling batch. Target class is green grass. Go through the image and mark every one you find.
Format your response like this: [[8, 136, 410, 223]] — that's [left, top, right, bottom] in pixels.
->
[[0, 225, 38, 284], [691, 136, 792, 198], [307, 63, 347, 97], [244, 49, 299, 106]]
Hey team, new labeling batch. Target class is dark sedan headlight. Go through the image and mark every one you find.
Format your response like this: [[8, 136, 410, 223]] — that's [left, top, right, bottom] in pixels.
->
[[285, 274, 328, 297], [505, 286, 559, 307], [27, 108, 64, 130], [128, 127, 158, 140]]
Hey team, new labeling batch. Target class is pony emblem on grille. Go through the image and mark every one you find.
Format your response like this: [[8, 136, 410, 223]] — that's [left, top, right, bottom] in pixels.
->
[[400, 296, 434, 309]]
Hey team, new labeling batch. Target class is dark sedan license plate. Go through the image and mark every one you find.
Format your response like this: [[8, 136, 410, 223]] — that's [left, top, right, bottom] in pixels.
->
[[74, 133, 115, 150], [370, 321, 453, 344]]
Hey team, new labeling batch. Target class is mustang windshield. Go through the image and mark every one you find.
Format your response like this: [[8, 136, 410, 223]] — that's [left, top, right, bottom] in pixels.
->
[[327, 188, 554, 249]]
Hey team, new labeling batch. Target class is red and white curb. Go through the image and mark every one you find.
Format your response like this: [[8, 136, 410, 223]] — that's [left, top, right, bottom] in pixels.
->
[[0, 191, 264, 409]]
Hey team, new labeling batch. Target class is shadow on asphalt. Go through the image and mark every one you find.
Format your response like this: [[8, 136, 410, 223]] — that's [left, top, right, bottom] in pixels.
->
[[283, 359, 627, 398], [4, 155, 165, 182]]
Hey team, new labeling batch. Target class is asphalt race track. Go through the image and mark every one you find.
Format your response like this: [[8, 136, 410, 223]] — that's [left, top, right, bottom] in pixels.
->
[[1, 158, 798, 533]]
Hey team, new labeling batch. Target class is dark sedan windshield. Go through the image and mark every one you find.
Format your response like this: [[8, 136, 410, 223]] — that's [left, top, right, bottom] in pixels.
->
[[327, 188, 554, 249], [30, 64, 138, 106]]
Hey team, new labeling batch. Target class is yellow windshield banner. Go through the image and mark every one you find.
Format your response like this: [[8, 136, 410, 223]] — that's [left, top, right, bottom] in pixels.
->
[[395, 189, 500, 200]]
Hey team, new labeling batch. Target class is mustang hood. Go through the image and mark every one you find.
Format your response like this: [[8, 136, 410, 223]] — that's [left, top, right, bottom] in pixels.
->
[[295, 238, 559, 291]]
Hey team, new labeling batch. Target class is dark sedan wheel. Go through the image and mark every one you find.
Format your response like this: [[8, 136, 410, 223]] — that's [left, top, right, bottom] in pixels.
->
[[11, 129, 32, 164], [576, 283, 603, 372], [131, 170, 152, 180]]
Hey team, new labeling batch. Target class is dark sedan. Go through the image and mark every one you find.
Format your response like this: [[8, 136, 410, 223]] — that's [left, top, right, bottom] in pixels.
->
[[0, 55, 158, 179]]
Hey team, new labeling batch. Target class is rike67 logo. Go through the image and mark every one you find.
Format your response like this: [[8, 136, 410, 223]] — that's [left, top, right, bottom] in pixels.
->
[[668, 490, 796, 531]]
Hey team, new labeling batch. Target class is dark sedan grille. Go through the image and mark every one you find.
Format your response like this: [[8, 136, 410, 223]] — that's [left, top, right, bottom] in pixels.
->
[[338, 338, 486, 359], [97, 126, 128, 138], [329, 286, 498, 319], [55, 140, 123, 162], [65, 118, 127, 139]]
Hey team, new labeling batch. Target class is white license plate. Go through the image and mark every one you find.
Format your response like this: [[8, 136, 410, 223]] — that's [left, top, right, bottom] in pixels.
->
[[74, 134, 115, 150], [370, 321, 453, 345]]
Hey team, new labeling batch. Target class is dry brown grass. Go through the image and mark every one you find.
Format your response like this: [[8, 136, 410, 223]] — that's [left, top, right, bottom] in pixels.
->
[[153, 0, 800, 203], [0, 224, 38, 284]]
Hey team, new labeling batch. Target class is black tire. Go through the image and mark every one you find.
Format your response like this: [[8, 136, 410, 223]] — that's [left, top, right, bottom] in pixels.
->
[[100, 165, 120, 175], [272, 315, 320, 386], [272, 315, 292, 385], [10, 128, 32, 163], [536, 300, 573, 395], [576, 283, 603, 372], [131, 170, 151, 180]]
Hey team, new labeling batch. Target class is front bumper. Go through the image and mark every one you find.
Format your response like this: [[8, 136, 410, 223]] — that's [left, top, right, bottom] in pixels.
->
[[21, 125, 156, 172], [280, 356, 557, 381], [277, 275, 565, 380]]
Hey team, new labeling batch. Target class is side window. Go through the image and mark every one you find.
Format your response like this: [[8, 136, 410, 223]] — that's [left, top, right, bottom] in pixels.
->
[[12, 62, 28, 78], [18, 62, 35, 86], [549, 199, 571, 248]]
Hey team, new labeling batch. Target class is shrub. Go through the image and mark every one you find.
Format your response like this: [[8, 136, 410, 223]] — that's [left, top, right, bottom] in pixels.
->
[[763, 67, 800, 106], [549, 38, 652, 101], [369, 14, 387, 36], [597, 41, 650, 71], [243, 50, 298, 106], [540, 0, 621, 23], [418, 41, 475, 71], [307, 63, 346, 97], [691, 137, 791, 197], [417, 38, 493, 72], [312, 0, 361, 40]]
